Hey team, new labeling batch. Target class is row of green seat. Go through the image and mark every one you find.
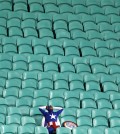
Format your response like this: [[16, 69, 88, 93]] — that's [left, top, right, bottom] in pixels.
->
[[1, 12, 120, 25], [0, 54, 120, 74]]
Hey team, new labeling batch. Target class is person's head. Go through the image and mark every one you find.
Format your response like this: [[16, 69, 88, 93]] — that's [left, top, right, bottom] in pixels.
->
[[46, 105, 53, 112]]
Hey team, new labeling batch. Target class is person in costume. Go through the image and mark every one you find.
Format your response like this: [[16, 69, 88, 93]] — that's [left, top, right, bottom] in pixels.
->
[[39, 105, 63, 134]]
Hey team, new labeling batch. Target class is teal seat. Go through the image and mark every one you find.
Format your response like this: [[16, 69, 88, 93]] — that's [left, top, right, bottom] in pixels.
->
[[28, 0, 42, 4], [1, 125, 18, 133], [80, 14, 95, 23], [110, 93, 120, 102], [59, 4, 73, 14], [0, 114, 5, 125], [83, 22, 99, 32], [71, 0, 85, 6], [88, 127, 104, 134], [37, 20, 52, 30], [79, 39, 95, 49], [73, 127, 88, 134], [94, 14, 110, 24], [86, 0, 100, 6], [77, 116, 92, 127], [109, 40, 120, 49], [104, 6, 119, 16], [44, 4, 59, 14], [0, 1, 12, 11], [87, 31, 103, 41], [98, 22, 114, 32], [0, 106, 7, 115], [0, 98, 8, 108], [112, 100, 120, 110], [55, 29, 70, 39], [105, 128, 119, 134], [43, 0, 56, 5], [8, 11, 22, 20], [0, 26, 7, 37], [81, 47, 97, 57], [114, 0, 120, 7], [33, 98, 48, 108], [77, 109, 92, 118], [22, 12, 37, 20], [28, 55, 43, 72], [108, 65, 120, 75], [94, 40, 109, 49], [74, 5, 88, 14], [21, 19, 36, 29], [109, 117, 120, 128], [3, 43, 17, 54], [23, 71, 38, 81], [56, 127, 71, 134], [69, 21, 83, 31], [54, 20, 68, 30], [13, 0, 27, 4], [71, 30, 87, 40], [34, 90, 50, 99], [82, 99, 97, 109], [19, 90, 34, 99], [14, 3, 28, 12], [107, 109, 120, 119], [9, 27, 23, 38], [18, 126, 35, 134], [35, 126, 49, 134], [38, 13, 52, 23], [32, 38, 48, 55], [8, 107, 22, 116], [23, 28, 38, 38], [114, 49, 120, 58], [21, 116, 36, 127], [80, 92, 94, 101], [7, 18, 21, 28], [93, 116, 108, 127], [0, 18, 7, 27], [47, 39, 64, 56], [94, 92, 110, 101], [6, 115, 21, 126], [88, 6, 104, 15], [39, 29, 54, 39], [68, 14, 81, 23], [110, 14, 120, 24], [100, 74, 116, 83], [29, 3, 44, 13], [100, 0, 114, 7], [43, 55, 58, 73], [92, 109, 107, 118], [97, 99, 112, 109]]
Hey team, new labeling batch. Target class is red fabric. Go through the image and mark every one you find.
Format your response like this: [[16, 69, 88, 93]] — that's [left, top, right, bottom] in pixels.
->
[[48, 122, 60, 129]]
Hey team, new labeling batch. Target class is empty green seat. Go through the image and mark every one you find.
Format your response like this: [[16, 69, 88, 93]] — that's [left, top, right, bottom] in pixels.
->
[[21, 116, 36, 127], [14, 3, 28, 12], [56, 127, 71, 134], [73, 127, 88, 134], [72, 0, 85, 6], [88, 127, 104, 134], [55, 29, 70, 39], [37, 20, 52, 30], [105, 128, 119, 134], [18, 126, 35, 134], [83, 22, 99, 32], [88, 6, 104, 15], [29, 3, 44, 13], [109, 117, 120, 128], [6, 115, 21, 126], [39, 29, 54, 39], [0, 1, 12, 11], [93, 116, 108, 127], [35, 126, 49, 134], [44, 4, 59, 14], [100, 0, 114, 7], [43, 0, 56, 5], [104, 6, 119, 15], [97, 99, 112, 109], [94, 14, 110, 24], [1, 125, 18, 133], [74, 5, 88, 14], [77, 116, 92, 127], [59, 4, 73, 14]]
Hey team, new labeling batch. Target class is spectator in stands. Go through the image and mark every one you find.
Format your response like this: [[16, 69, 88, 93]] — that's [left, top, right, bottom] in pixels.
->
[[39, 105, 63, 134]]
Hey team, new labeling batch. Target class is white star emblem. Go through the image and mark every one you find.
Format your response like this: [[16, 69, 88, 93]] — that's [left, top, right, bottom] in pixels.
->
[[50, 114, 56, 119]]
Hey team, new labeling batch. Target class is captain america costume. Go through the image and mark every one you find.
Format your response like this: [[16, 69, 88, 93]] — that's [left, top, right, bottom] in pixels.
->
[[39, 106, 63, 134]]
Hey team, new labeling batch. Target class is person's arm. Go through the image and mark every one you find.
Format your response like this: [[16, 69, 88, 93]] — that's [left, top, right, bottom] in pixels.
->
[[54, 107, 63, 116], [39, 106, 47, 116], [53, 106, 63, 110]]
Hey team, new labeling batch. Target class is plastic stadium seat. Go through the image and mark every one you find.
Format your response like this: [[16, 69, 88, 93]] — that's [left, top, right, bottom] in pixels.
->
[[86, 0, 101, 6], [63, 40, 80, 57], [113, 23, 120, 33], [39, 29, 54, 39], [57, 0, 71, 5], [91, 64, 108, 74], [108, 65, 120, 75], [77, 109, 92, 118], [69, 74, 84, 92], [23, 28, 38, 38], [23, 71, 38, 81], [79, 39, 94, 49], [107, 109, 120, 119], [34, 90, 50, 100], [114, 0, 120, 7], [94, 92, 110, 101], [43, 55, 58, 73], [110, 14, 120, 24], [0, 54, 12, 71], [80, 92, 94, 101], [49, 90, 65, 107], [8, 11, 22, 20], [18, 126, 35, 134], [82, 99, 97, 109], [28, 0, 42, 4], [32, 39, 48, 55], [83, 22, 99, 32], [100, 0, 114, 7], [77, 116, 92, 127], [13, 54, 28, 73], [1, 125, 18, 133], [114, 49, 120, 58], [92, 109, 107, 119], [6, 115, 21, 126], [33, 97, 48, 108], [94, 40, 109, 49], [98, 22, 114, 32], [0, 18, 6, 28], [9, 27, 23, 38], [110, 93, 120, 102], [0, 114, 5, 125], [93, 116, 108, 127], [108, 40, 120, 49], [112, 100, 120, 110], [80, 14, 95, 23], [102, 82, 118, 93], [13, 0, 27, 4], [47, 39, 64, 56], [8, 107, 22, 116], [37, 20, 52, 30], [93, 14, 110, 24], [72, 0, 85, 6], [0, 1, 12, 11], [7, 18, 21, 28], [38, 72, 53, 90], [53, 73, 69, 91], [67, 14, 81, 23], [0, 98, 8, 108], [43, 0, 57, 5], [57, 127, 71, 134], [19, 90, 34, 99], [97, 99, 112, 109], [74, 5, 88, 14], [106, 57, 120, 68], [105, 128, 119, 134], [0, 106, 7, 115], [44, 4, 59, 14], [54, 20, 68, 30], [55, 29, 70, 39], [14, 3, 28, 12], [104, 6, 119, 16], [38, 13, 52, 23], [21, 116, 36, 127], [71, 30, 87, 40], [73, 127, 88, 134], [0, 26, 7, 37], [87, 31, 103, 41], [3, 88, 19, 106], [81, 47, 97, 57], [88, 127, 104, 134], [61, 108, 77, 125], [59, 4, 73, 14], [29, 3, 44, 13], [21, 19, 36, 29], [35, 126, 49, 134], [109, 117, 120, 128], [69, 21, 83, 32], [88, 5, 104, 15], [58, 56, 75, 74], [28, 55, 43, 72], [96, 48, 114, 58]]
